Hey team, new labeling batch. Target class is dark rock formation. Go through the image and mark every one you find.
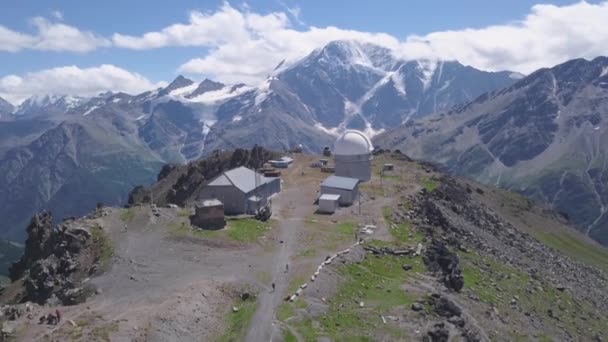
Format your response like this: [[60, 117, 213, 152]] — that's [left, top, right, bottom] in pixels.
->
[[424, 240, 464, 292], [7, 212, 105, 305], [423, 322, 450, 342], [428, 295, 462, 318], [9, 213, 55, 281]]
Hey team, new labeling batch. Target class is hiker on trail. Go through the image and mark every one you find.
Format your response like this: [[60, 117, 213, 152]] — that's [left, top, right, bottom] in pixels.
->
[[285, 264, 289, 273], [46, 313, 56, 325], [55, 309, 61, 323], [271, 282, 276, 292]]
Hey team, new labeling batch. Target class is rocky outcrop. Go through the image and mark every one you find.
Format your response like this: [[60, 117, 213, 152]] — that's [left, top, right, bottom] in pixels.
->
[[7, 212, 106, 305], [402, 176, 608, 316], [423, 240, 464, 292]]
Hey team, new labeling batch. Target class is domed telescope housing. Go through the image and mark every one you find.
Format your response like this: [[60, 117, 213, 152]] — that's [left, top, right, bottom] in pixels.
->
[[334, 130, 373, 182]]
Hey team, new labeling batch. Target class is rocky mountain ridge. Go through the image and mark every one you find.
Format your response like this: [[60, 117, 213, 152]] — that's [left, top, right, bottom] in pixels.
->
[[377, 56, 608, 246]]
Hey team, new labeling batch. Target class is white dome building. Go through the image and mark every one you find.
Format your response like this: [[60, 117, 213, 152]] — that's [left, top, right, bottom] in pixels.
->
[[334, 130, 373, 181]]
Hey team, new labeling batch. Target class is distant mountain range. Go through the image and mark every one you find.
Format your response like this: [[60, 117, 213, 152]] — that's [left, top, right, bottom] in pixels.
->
[[377, 56, 608, 246], [0, 40, 520, 241]]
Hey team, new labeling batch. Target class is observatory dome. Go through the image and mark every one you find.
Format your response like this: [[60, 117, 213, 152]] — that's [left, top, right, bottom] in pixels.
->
[[334, 130, 373, 156]]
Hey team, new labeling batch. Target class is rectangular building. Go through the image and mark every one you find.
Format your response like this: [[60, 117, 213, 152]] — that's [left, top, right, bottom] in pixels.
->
[[320, 175, 360, 206], [318, 193, 341, 214], [191, 199, 225, 230], [269, 156, 294, 169], [198, 166, 280, 215]]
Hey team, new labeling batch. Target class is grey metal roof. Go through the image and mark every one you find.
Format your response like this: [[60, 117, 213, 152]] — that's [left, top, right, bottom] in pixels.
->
[[196, 199, 223, 207], [319, 193, 341, 201], [280, 156, 294, 163], [321, 175, 359, 191], [208, 174, 231, 186], [207, 166, 272, 193]]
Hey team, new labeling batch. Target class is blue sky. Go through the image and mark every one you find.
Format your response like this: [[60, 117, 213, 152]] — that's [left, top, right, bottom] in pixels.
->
[[1, 1, 607, 103]]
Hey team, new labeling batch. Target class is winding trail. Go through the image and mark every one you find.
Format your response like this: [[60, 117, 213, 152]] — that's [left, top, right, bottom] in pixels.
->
[[244, 185, 311, 342]]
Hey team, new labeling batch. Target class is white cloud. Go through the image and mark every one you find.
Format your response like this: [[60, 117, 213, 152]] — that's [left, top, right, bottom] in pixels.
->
[[0, 65, 164, 104], [0, 26, 37, 52], [0, 16, 109, 53], [111, 1, 608, 85], [396, 1, 608, 74]]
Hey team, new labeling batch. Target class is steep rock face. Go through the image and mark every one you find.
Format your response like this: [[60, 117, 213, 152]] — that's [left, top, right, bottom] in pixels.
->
[[204, 78, 335, 153], [186, 79, 225, 99], [377, 56, 608, 245], [273, 41, 518, 132], [9, 213, 55, 281], [158, 75, 194, 97], [279, 41, 387, 127], [138, 100, 206, 162], [8, 212, 104, 305], [0, 97, 14, 117], [128, 146, 281, 207]]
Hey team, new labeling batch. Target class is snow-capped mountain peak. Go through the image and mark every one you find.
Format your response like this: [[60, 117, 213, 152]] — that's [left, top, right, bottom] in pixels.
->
[[14, 94, 88, 116]]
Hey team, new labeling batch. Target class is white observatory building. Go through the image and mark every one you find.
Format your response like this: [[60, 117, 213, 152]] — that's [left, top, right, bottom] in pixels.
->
[[334, 130, 373, 182]]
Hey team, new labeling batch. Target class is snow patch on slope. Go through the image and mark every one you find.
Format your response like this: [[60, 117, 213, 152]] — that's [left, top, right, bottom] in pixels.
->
[[168, 82, 199, 97], [314, 122, 340, 136], [363, 122, 385, 138], [82, 105, 99, 116], [389, 72, 406, 95], [255, 77, 275, 105], [417, 59, 438, 91], [189, 84, 253, 104]]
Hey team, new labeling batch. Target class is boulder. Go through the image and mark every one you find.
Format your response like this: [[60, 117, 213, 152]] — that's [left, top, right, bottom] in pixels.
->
[[429, 296, 462, 318], [423, 322, 449, 342], [411, 303, 424, 311], [447, 315, 465, 327]]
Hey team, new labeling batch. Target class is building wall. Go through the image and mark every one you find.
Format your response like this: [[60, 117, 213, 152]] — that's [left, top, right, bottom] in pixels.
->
[[199, 185, 247, 215], [318, 198, 338, 213], [191, 204, 225, 230], [198, 177, 281, 215], [320, 185, 359, 206], [250, 178, 280, 200], [335, 154, 372, 181]]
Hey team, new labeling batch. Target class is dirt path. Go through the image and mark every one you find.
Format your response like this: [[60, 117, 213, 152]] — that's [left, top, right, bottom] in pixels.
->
[[244, 185, 310, 342]]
